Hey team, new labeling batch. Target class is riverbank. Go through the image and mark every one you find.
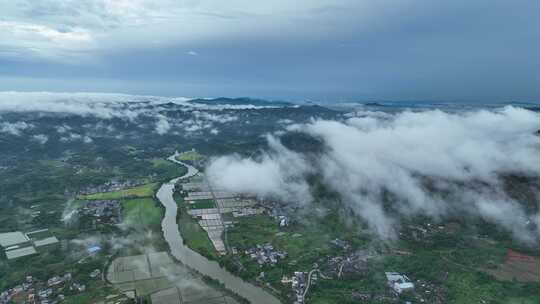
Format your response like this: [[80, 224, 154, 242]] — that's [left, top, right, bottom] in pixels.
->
[[158, 153, 282, 304]]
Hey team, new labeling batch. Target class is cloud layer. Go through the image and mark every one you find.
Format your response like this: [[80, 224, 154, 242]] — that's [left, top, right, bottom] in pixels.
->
[[207, 135, 312, 204], [0, 91, 286, 119], [0, 120, 33, 135], [0, 91, 292, 138], [0, 0, 397, 61], [1, 1, 539, 100], [206, 107, 540, 242]]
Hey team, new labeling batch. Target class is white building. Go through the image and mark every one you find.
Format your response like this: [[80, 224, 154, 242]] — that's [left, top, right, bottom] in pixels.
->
[[34, 236, 60, 248], [385, 272, 414, 294], [1, 230, 60, 260], [5, 246, 38, 259], [0, 231, 29, 248], [0, 231, 38, 260]]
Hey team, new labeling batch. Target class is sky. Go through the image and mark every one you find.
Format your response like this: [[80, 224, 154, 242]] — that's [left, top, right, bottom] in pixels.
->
[[1, 0, 539, 102]]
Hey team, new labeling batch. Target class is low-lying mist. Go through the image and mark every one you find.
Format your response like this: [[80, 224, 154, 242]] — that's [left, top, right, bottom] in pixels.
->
[[206, 106, 540, 243]]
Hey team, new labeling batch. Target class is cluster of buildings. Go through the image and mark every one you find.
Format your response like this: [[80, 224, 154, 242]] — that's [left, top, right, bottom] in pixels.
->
[[0, 273, 86, 304], [325, 252, 370, 279], [277, 215, 289, 228], [78, 200, 121, 225], [329, 238, 351, 251], [350, 291, 394, 303], [281, 271, 307, 304], [0, 229, 59, 260], [282, 267, 416, 303], [413, 277, 447, 303], [283, 268, 324, 304], [29, 205, 42, 219], [345, 271, 418, 303], [401, 222, 459, 243], [385, 272, 415, 294], [291, 271, 309, 304], [245, 243, 287, 266], [267, 205, 291, 228], [78, 179, 146, 195]]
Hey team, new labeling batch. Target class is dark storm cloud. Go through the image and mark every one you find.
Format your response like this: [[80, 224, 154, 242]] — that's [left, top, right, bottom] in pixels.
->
[[0, 0, 539, 101]]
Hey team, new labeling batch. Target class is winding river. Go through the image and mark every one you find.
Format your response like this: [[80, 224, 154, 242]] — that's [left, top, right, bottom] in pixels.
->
[[158, 153, 282, 304]]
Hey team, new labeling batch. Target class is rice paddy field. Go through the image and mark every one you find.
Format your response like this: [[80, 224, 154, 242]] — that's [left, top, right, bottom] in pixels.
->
[[107, 252, 237, 304], [188, 199, 216, 209]]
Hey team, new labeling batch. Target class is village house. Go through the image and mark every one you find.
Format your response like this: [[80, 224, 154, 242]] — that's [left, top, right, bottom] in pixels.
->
[[385, 272, 415, 294]]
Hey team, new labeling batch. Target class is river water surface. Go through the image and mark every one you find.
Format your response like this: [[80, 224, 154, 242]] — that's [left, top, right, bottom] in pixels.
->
[[158, 154, 282, 304]]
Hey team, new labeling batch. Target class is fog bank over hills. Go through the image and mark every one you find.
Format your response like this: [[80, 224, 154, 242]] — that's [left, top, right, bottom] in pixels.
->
[[2, 91, 540, 243], [207, 106, 540, 243], [0, 92, 337, 166], [0, 92, 293, 119]]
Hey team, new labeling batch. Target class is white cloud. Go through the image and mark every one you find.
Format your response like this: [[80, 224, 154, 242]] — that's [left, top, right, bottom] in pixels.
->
[[187, 50, 198, 56], [0, 20, 93, 61], [193, 111, 238, 123], [207, 135, 312, 204], [0, 91, 150, 118], [180, 112, 238, 134], [32, 134, 49, 144], [207, 107, 540, 242], [0, 121, 34, 135], [155, 115, 171, 135], [61, 132, 86, 142], [0, 91, 285, 118], [83, 135, 93, 143], [0, 0, 407, 61], [56, 124, 71, 133], [277, 119, 294, 125]]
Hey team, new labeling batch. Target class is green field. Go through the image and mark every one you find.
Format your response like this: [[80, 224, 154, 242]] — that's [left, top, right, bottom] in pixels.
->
[[63, 281, 119, 303], [151, 158, 171, 167], [220, 211, 376, 302], [79, 183, 158, 200], [176, 150, 203, 161], [224, 214, 342, 284], [152, 158, 189, 181], [507, 298, 540, 304], [227, 215, 279, 247], [122, 198, 163, 229], [176, 198, 218, 260], [227, 213, 352, 266], [309, 271, 387, 304], [188, 199, 216, 209]]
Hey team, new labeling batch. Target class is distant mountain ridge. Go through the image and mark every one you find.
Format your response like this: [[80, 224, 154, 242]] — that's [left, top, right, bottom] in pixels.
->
[[188, 97, 292, 107]]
